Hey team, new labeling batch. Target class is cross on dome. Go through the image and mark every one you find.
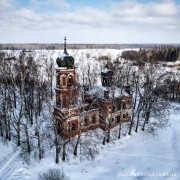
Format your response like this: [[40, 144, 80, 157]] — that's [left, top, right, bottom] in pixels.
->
[[64, 36, 68, 55]]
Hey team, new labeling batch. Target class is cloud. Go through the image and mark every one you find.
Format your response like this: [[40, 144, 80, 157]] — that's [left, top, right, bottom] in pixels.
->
[[1, 0, 179, 30], [0, 0, 12, 11], [111, 0, 178, 17], [14, 9, 41, 22], [111, 0, 179, 28], [0, 0, 179, 43]]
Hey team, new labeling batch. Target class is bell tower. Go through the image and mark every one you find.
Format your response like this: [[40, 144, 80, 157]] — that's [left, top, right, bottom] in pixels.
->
[[55, 37, 78, 109], [54, 37, 79, 137]]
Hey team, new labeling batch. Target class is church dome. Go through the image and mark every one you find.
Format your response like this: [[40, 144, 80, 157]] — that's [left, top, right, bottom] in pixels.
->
[[56, 37, 74, 68], [101, 63, 113, 87], [101, 64, 113, 77]]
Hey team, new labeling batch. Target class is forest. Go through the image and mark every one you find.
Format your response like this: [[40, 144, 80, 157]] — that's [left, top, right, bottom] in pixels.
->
[[122, 45, 180, 62], [0, 43, 163, 50], [0, 48, 179, 179]]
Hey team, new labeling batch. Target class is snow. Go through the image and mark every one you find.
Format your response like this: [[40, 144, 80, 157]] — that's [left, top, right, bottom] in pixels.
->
[[0, 48, 180, 180], [56, 67, 68, 70], [0, 143, 29, 180], [87, 86, 129, 99], [0, 142, 14, 165], [166, 60, 180, 66], [0, 103, 179, 180], [59, 53, 68, 58], [102, 68, 109, 73]]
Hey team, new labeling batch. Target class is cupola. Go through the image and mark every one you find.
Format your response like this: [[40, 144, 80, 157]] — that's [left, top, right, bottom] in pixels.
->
[[101, 63, 113, 87], [56, 37, 74, 69]]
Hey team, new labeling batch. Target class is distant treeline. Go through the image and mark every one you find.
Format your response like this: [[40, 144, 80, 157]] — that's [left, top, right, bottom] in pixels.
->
[[0, 43, 179, 50], [121, 45, 180, 62]]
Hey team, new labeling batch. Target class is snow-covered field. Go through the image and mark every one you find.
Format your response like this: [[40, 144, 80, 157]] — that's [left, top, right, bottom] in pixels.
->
[[0, 103, 179, 180]]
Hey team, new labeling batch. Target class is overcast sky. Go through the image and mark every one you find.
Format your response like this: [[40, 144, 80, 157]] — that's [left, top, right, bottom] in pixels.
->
[[0, 0, 180, 44]]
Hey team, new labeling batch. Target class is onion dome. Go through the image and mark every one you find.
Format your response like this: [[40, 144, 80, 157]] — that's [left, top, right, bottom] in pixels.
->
[[101, 63, 113, 87], [124, 85, 131, 94], [101, 63, 113, 78], [56, 37, 74, 68]]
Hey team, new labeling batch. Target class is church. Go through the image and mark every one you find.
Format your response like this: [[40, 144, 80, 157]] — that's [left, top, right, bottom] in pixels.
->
[[54, 37, 132, 138]]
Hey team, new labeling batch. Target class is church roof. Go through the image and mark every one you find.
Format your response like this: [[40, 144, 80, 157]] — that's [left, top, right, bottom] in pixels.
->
[[56, 37, 74, 69], [85, 86, 129, 100]]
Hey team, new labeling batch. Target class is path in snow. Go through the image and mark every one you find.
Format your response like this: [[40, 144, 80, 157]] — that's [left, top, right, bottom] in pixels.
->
[[0, 150, 29, 180]]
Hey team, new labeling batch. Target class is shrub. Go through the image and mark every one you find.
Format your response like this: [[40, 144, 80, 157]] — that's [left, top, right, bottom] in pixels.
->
[[38, 168, 70, 180]]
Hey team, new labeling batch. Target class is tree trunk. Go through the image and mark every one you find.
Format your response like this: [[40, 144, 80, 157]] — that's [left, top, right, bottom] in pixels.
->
[[8, 117, 11, 141], [128, 114, 134, 135], [51, 76, 53, 100], [30, 86, 34, 125], [55, 144, 59, 163], [106, 129, 110, 143], [142, 106, 151, 132], [3, 101, 9, 140], [102, 137, 106, 145], [25, 125, 31, 153], [172, 84, 175, 100], [118, 122, 122, 139], [17, 104, 22, 146], [129, 80, 138, 135], [37, 130, 42, 160], [73, 135, 80, 156], [38, 90, 41, 116], [175, 83, 179, 100], [135, 110, 141, 133], [13, 90, 16, 109], [17, 121, 21, 146], [142, 116, 147, 131], [0, 119, 3, 137], [62, 143, 66, 161]]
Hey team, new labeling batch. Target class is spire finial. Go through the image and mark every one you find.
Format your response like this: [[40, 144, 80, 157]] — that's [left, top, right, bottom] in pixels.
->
[[63, 36, 68, 55], [64, 36, 66, 45], [105, 60, 109, 70]]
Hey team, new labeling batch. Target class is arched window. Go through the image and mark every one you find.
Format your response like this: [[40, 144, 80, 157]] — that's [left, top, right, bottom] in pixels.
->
[[67, 75, 73, 86], [102, 77, 106, 85], [123, 102, 126, 109], [116, 116, 120, 123], [57, 121, 62, 134], [111, 118, 114, 123], [84, 118, 89, 126], [112, 106, 115, 112], [92, 116, 96, 124], [56, 74, 60, 86], [71, 122, 76, 131]]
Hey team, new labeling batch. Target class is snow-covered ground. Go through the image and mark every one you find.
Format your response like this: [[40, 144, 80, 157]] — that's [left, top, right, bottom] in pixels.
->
[[0, 103, 179, 180], [0, 143, 29, 180], [0, 48, 179, 180]]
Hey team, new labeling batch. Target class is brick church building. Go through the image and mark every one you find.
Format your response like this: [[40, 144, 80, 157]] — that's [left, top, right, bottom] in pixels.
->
[[54, 37, 132, 138]]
